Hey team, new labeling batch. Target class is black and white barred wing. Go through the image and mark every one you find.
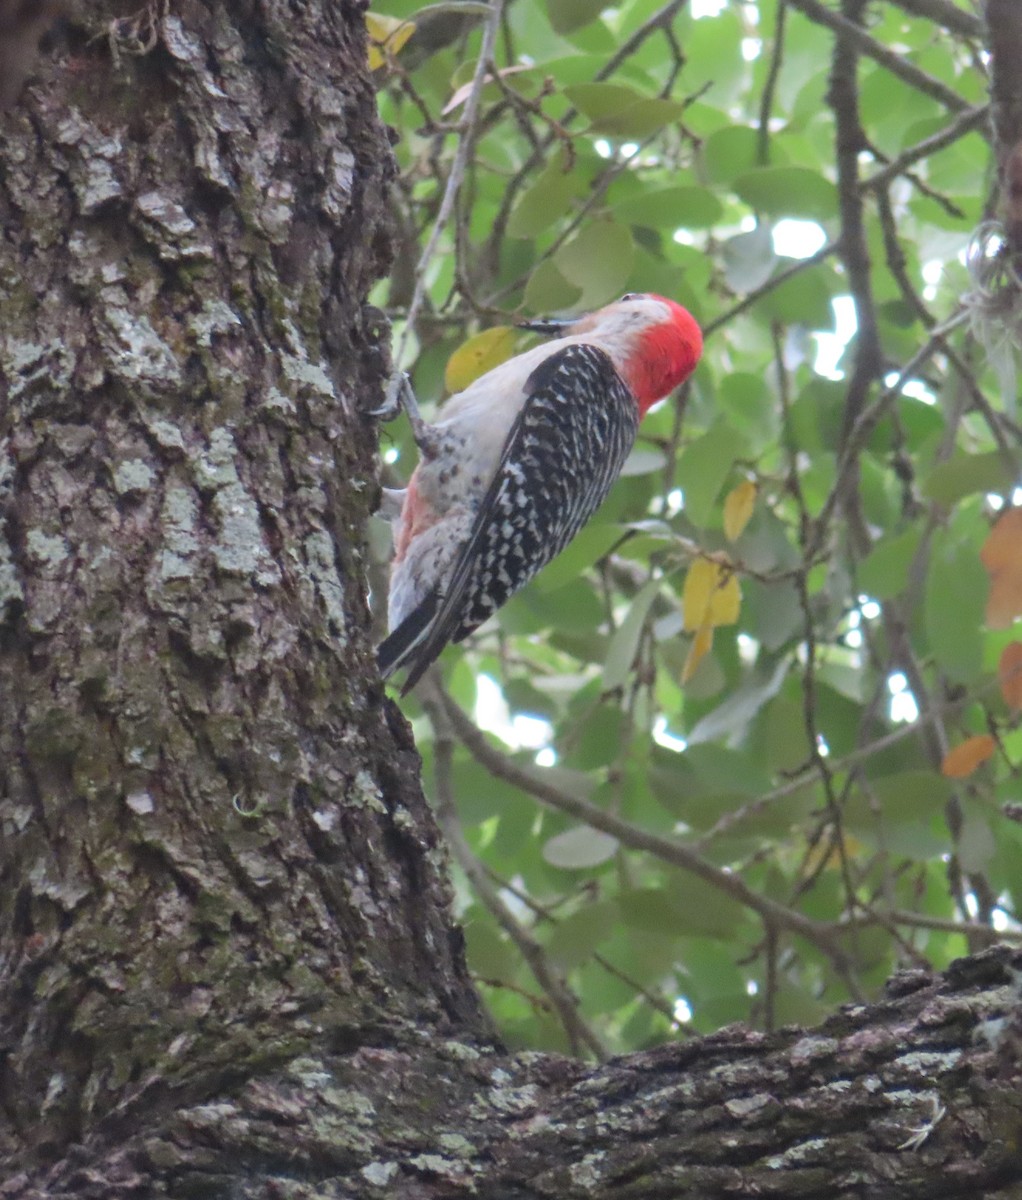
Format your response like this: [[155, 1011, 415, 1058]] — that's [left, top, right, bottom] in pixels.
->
[[384, 344, 639, 693]]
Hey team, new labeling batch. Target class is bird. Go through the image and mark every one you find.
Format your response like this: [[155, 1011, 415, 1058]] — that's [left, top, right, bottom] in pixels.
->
[[376, 292, 703, 694]]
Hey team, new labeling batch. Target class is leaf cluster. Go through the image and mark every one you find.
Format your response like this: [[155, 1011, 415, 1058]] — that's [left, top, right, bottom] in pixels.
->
[[370, 0, 1022, 1057]]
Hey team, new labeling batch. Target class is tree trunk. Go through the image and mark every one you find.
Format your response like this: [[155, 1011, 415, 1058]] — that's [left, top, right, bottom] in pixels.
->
[[1, 4, 1021, 1198], [0, 0, 485, 1172]]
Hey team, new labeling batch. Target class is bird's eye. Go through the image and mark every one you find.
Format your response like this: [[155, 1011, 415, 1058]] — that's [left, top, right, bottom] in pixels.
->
[[620, 292, 641, 302]]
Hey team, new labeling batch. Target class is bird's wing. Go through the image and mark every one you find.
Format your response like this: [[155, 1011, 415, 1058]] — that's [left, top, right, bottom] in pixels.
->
[[378, 343, 639, 693]]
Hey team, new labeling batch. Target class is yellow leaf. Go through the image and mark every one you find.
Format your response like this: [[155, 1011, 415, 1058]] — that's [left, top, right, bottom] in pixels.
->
[[709, 571, 741, 626], [682, 558, 740, 632], [682, 558, 715, 631], [941, 734, 996, 779], [365, 13, 415, 70], [803, 833, 865, 875], [723, 479, 756, 541], [682, 619, 713, 684], [980, 507, 1022, 628], [999, 642, 1022, 711], [444, 326, 516, 394]]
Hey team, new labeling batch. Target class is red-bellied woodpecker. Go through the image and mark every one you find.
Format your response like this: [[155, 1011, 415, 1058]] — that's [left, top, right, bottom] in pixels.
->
[[377, 292, 703, 693]]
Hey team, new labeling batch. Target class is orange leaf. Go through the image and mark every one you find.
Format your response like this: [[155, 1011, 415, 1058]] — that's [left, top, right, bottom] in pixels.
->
[[941, 734, 996, 779], [981, 508, 1022, 628], [999, 642, 1022, 710]]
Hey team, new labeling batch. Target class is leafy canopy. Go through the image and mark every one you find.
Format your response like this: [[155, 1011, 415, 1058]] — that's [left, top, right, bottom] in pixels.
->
[[369, 0, 1022, 1057]]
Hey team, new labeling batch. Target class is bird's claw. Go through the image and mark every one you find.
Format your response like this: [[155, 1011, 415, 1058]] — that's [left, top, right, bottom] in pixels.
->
[[368, 372, 422, 423], [371, 376, 410, 424]]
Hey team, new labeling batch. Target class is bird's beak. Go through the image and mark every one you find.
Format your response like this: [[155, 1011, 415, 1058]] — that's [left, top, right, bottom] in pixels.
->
[[517, 315, 575, 336]]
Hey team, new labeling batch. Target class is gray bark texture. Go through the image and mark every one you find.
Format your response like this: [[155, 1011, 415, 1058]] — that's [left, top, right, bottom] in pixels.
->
[[0, 3, 1021, 1198]]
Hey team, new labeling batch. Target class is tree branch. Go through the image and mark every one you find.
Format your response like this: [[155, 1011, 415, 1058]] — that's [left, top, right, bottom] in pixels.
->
[[861, 105, 990, 193], [420, 682, 608, 1060], [885, 0, 984, 38], [431, 680, 857, 978], [386, 0, 505, 398], [785, 0, 972, 113]]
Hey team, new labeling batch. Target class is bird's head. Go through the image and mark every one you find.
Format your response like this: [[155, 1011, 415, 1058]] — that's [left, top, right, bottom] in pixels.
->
[[520, 293, 702, 416]]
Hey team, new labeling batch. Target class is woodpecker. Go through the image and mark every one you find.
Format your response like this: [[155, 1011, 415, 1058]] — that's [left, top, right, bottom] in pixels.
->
[[377, 292, 703, 694]]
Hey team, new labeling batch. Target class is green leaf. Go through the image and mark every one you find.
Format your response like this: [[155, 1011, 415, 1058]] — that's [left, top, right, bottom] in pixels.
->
[[722, 225, 777, 292], [703, 125, 762, 184], [613, 186, 723, 231], [718, 370, 779, 444], [603, 579, 661, 690], [755, 263, 837, 326], [546, 0, 606, 33], [500, 575, 605, 633], [686, 657, 789, 745], [958, 812, 996, 873], [922, 452, 1016, 506], [734, 166, 838, 221], [546, 901, 618, 969], [543, 825, 619, 868], [523, 258, 582, 312], [564, 705, 627, 770], [858, 529, 922, 600], [464, 920, 519, 982], [454, 758, 528, 824], [623, 879, 748, 945], [535, 522, 623, 591], [508, 155, 581, 239], [680, 9, 746, 103], [619, 887, 685, 934], [648, 743, 772, 826], [564, 83, 687, 138], [924, 525, 987, 683], [554, 221, 635, 307], [743, 579, 804, 651], [675, 422, 744, 528], [666, 871, 748, 938], [845, 771, 952, 860]]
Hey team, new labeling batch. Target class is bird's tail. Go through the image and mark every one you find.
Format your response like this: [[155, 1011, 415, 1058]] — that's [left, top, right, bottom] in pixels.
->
[[376, 591, 441, 695]]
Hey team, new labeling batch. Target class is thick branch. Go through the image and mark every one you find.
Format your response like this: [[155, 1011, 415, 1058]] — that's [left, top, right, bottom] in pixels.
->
[[22, 946, 1022, 1198], [985, 0, 1022, 264]]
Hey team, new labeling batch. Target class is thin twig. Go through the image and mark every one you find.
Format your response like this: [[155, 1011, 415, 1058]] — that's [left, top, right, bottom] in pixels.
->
[[431, 679, 855, 976], [884, 0, 983, 38], [784, 0, 972, 113], [692, 658, 1013, 852], [483, 865, 688, 1029], [807, 309, 971, 557], [386, 0, 506, 402], [757, 0, 787, 166], [862, 105, 991, 193], [830, 0, 882, 483], [420, 677, 607, 1059], [703, 241, 842, 336]]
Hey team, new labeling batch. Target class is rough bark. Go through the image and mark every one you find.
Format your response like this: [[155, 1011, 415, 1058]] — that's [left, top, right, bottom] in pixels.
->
[[1, 4, 1021, 1199], [0, 0, 484, 1173], [985, 0, 1022, 264], [8, 947, 1022, 1198]]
